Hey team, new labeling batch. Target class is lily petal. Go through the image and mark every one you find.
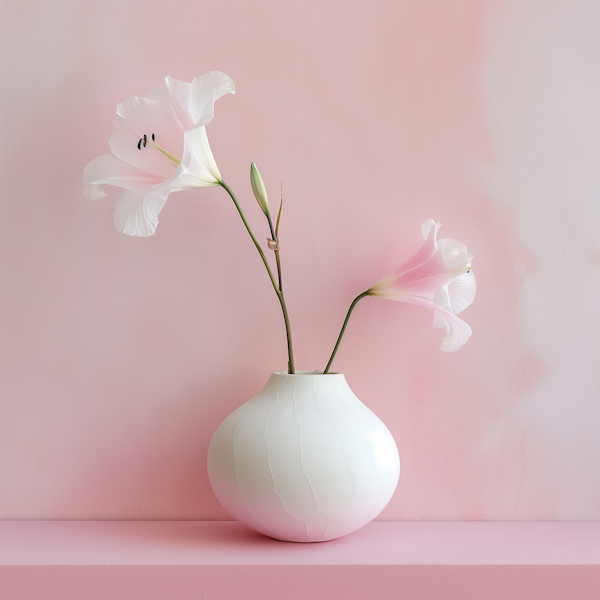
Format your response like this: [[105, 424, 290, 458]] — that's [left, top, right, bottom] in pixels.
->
[[401, 290, 472, 352], [172, 126, 222, 189], [109, 96, 184, 179], [84, 184, 107, 200], [421, 218, 438, 241], [83, 153, 165, 200], [433, 282, 453, 314], [436, 310, 472, 352], [447, 270, 476, 314], [432, 284, 472, 351], [371, 221, 440, 294], [112, 183, 172, 237], [432, 310, 447, 329], [439, 237, 472, 275], [188, 71, 235, 127], [440, 237, 468, 256], [149, 76, 195, 131]]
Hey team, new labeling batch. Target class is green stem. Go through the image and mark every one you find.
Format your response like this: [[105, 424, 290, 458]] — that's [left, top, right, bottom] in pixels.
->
[[219, 180, 295, 374], [278, 290, 295, 374], [266, 213, 277, 241], [323, 290, 370, 374], [220, 180, 279, 293], [266, 213, 283, 292]]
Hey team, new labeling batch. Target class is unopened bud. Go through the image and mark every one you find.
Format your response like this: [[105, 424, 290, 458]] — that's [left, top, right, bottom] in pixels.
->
[[250, 162, 269, 216]]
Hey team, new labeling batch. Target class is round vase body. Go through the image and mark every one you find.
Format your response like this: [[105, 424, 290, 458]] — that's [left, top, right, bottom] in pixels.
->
[[207, 371, 400, 542]]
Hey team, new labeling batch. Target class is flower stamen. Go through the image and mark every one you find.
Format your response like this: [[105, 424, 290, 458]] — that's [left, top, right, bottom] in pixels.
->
[[136, 133, 181, 166]]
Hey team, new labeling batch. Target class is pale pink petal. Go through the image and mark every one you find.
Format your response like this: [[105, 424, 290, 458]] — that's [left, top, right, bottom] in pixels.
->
[[83, 153, 165, 200], [149, 76, 195, 131], [440, 237, 472, 275], [370, 223, 440, 294], [433, 283, 453, 313], [84, 184, 107, 200], [432, 284, 472, 351], [400, 291, 473, 351], [432, 310, 447, 329], [188, 71, 235, 127], [421, 218, 438, 241], [112, 184, 171, 237], [148, 72, 235, 131], [447, 270, 476, 314], [109, 96, 184, 179], [440, 237, 468, 255], [367, 273, 405, 299], [436, 311, 472, 352], [397, 220, 440, 271], [388, 251, 449, 297], [172, 127, 222, 189]]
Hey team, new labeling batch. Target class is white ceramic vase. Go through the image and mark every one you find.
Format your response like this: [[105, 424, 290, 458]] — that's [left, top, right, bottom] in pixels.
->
[[207, 371, 400, 542]]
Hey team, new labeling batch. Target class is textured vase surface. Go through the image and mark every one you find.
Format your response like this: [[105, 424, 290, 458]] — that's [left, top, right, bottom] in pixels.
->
[[207, 371, 400, 542]]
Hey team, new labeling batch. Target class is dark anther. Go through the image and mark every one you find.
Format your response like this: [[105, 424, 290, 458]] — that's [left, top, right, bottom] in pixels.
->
[[137, 139, 142, 150], [143, 134, 147, 147], [151, 133, 155, 141]]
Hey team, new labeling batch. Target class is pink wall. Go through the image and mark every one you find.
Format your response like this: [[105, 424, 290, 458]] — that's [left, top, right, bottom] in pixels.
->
[[1, 0, 598, 520]]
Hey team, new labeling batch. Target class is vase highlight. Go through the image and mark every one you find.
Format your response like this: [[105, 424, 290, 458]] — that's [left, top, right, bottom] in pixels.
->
[[207, 371, 400, 542]]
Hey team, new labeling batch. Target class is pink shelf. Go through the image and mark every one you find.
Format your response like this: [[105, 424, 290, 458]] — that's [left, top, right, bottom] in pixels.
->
[[1, 521, 599, 600]]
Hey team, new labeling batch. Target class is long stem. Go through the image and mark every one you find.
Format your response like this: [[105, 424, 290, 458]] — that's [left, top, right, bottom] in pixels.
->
[[278, 291, 295, 374], [266, 213, 291, 370], [266, 213, 283, 291], [220, 180, 279, 292], [220, 180, 295, 373], [323, 290, 370, 374]]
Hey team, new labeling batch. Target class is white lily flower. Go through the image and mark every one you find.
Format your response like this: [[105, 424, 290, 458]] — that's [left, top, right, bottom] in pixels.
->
[[84, 72, 235, 236], [369, 219, 476, 351]]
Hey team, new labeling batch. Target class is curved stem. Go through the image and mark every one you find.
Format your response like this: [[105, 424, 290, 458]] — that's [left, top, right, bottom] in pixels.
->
[[220, 180, 295, 373], [323, 290, 370, 374], [274, 251, 283, 292], [266, 213, 277, 241], [220, 180, 279, 293], [266, 213, 283, 291], [278, 292, 295, 374], [265, 213, 291, 369]]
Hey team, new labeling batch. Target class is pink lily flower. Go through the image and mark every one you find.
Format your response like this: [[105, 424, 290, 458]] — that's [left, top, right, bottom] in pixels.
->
[[84, 72, 235, 236], [368, 219, 476, 351]]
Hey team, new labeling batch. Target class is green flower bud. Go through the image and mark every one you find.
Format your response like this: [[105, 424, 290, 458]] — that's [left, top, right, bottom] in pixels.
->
[[250, 162, 270, 216]]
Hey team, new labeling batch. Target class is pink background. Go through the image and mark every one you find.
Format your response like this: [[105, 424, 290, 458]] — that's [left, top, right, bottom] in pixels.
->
[[1, 0, 599, 522]]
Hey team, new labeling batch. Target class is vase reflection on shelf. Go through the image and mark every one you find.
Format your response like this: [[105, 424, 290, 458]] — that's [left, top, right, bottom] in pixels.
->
[[207, 371, 400, 543]]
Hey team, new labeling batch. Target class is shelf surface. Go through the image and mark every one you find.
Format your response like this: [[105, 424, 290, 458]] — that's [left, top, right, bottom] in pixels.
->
[[2, 521, 599, 600], [1, 520, 598, 565]]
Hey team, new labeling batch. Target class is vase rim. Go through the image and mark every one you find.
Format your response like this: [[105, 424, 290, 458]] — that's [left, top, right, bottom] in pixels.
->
[[272, 370, 343, 377]]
